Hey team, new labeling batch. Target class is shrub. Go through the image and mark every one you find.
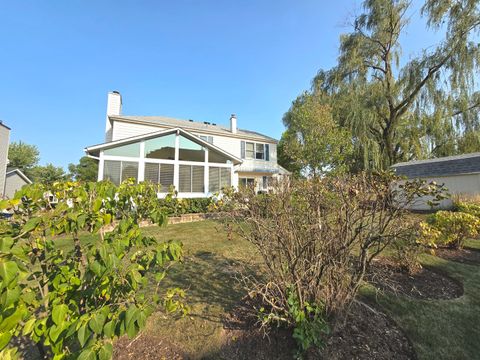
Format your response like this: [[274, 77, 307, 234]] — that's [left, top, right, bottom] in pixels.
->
[[228, 173, 444, 355], [391, 221, 424, 274], [455, 201, 480, 218], [423, 210, 480, 249], [0, 180, 187, 359]]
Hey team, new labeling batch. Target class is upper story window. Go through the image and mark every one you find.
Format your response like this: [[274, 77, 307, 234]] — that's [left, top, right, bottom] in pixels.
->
[[242, 141, 270, 161], [198, 135, 214, 144]]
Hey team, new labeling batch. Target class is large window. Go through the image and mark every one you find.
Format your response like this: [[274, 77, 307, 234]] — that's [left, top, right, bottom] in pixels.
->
[[239, 177, 255, 188], [255, 144, 265, 160], [144, 163, 174, 192], [104, 143, 140, 157], [145, 134, 176, 160], [245, 142, 254, 159], [209, 167, 231, 193], [208, 149, 230, 163], [179, 165, 204, 192], [179, 135, 205, 162], [103, 160, 138, 185]]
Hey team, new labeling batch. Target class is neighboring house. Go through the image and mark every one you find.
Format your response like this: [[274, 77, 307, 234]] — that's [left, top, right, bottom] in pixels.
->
[[4, 167, 32, 198], [392, 152, 480, 210], [85, 91, 289, 197], [0, 122, 10, 198]]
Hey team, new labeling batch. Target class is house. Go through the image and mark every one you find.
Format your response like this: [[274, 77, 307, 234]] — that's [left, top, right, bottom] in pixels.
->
[[85, 91, 289, 197], [392, 152, 480, 210], [4, 167, 32, 199], [0, 122, 10, 198]]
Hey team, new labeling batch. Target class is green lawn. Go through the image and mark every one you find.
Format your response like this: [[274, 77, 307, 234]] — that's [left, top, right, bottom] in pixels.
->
[[57, 221, 480, 359]]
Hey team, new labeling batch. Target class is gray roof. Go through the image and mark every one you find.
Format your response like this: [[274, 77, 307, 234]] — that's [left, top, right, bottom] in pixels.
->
[[111, 115, 278, 143], [392, 152, 480, 178]]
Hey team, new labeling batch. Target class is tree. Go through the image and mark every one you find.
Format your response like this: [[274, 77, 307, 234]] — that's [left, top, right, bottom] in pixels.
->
[[308, 0, 480, 170], [8, 141, 39, 176], [279, 92, 353, 177], [69, 156, 99, 182], [30, 163, 68, 184]]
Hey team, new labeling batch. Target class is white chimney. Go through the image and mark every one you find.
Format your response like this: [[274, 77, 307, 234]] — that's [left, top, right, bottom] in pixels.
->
[[230, 114, 237, 134], [105, 91, 122, 142]]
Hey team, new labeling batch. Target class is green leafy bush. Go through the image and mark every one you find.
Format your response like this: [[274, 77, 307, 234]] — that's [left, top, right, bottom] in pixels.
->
[[0, 180, 187, 359], [455, 201, 480, 218], [422, 210, 480, 249]]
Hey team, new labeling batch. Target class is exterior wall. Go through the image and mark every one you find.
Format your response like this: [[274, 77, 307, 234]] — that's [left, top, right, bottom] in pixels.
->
[[405, 173, 480, 211], [0, 125, 10, 198], [4, 172, 28, 199]]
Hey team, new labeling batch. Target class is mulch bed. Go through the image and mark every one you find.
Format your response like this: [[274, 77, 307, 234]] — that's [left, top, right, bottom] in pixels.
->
[[113, 335, 185, 360], [435, 247, 480, 265], [368, 259, 463, 300]]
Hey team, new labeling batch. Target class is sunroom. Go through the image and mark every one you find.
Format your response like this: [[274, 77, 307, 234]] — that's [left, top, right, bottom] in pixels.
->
[[85, 128, 242, 198]]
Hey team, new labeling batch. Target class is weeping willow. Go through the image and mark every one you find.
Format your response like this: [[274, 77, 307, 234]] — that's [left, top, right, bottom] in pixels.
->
[[287, 0, 480, 172]]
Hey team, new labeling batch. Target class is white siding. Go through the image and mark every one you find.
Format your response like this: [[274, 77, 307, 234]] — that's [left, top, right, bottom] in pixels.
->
[[0, 126, 10, 197]]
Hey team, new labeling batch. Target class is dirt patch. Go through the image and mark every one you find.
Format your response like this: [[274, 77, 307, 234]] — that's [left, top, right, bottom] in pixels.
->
[[318, 302, 416, 360], [435, 247, 480, 265], [113, 335, 185, 360], [368, 259, 463, 300]]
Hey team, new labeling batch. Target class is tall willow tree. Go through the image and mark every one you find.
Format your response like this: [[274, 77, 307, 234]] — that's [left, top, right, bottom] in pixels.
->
[[286, 0, 480, 171]]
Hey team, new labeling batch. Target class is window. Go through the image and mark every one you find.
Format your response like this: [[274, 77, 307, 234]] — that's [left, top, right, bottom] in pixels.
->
[[262, 176, 271, 189], [241, 141, 270, 161], [104, 143, 140, 157], [179, 135, 205, 162], [209, 167, 231, 192], [179, 165, 204, 193], [103, 160, 138, 185], [246, 142, 254, 159], [144, 163, 174, 192], [208, 149, 230, 163], [199, 135, 214, 144], [145, 134, 176, 160], [239, 177, 255, 188], [255, 144, 265, 160]]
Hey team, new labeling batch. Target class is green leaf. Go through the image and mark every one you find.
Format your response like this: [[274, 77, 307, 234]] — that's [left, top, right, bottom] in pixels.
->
[[98, 342, 113, 360], [49, 324, 64, 343], [0, 237, 14, 252], [77, 348, 96, 360], [0, 261, 19, 286], [89, 313, 106, 335], [23, 217, 41, 233], [0, 331, 12, 351], [52, 304, 68, 326], [22, 318, 36, 336], [103, 320, 116, 338], [77, 324, 92, 347]]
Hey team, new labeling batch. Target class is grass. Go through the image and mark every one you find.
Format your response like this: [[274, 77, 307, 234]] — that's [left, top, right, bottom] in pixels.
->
[[54, 220, 480, 359]]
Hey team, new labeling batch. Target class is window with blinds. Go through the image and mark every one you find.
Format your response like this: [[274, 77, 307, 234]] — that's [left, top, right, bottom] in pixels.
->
[[209, 167, 231, 192], [144, 163, 174, 192], [179, 165, 204, 193], [104, 160, 138, 185]]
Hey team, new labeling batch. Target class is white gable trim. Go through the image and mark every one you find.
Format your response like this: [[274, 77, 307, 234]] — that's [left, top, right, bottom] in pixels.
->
[[6, 169, 33, 184], [85, 127, 242, 164]]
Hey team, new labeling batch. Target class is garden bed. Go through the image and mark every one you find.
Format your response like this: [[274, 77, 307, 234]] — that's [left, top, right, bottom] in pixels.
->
[[368, 259, 463, 300], [435, 247, 480, 265]]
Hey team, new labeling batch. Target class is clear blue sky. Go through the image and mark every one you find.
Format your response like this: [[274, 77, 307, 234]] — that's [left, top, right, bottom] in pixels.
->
[[0, 0, 436, 169]]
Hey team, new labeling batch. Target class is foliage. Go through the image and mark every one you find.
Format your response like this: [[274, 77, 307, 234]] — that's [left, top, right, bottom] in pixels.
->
[[455, 201, 480, 218], [289, 0, 480, 171], [391, 221, 424, 274], [68, 156, 99, 182], [0, 180, 186, 359], [279, 92, 352, 177], [422, 210, 480, 249], [229, 173, 445, 354], [30, 163, 68, 185], [8, 141, 40, 177]]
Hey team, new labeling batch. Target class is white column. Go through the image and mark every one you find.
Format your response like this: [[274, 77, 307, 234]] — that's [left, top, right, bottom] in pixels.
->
[[173, 131, 180, 191], [204, 148, 209, 196], [231, 164, 237, 190], [98, 151, 104, 181], [138, 141, 145, 182]]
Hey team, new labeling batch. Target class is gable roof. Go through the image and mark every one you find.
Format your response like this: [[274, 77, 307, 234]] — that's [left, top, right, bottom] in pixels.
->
[[392, 152, 480, 178], [109, 115, 278, 143], [85, 127, 243, 164], [6, 167, 32, 184]]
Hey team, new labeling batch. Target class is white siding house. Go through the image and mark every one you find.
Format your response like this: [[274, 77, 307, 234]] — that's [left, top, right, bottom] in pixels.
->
[[0, 122, 10, 198], [85, 91, 289, 197], [4, 168, 32, 199], [392, 152, 480, 210]]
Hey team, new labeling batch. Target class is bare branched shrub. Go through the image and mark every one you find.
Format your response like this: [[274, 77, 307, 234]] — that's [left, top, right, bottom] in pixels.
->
[[228, 172, 445, 353]]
